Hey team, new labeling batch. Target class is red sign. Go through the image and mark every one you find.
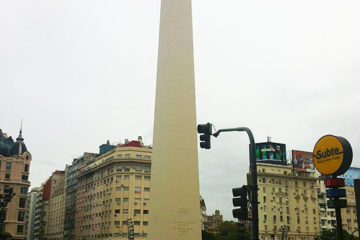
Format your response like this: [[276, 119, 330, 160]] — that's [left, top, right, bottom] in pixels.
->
[[325, 178, 345, 188]]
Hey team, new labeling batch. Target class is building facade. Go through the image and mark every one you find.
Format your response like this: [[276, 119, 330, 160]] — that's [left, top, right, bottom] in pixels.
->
[[25, 187, 40, 240], [45, 171, 66, 240], [256, 163, 320, 240], [75, 138, 152, 239], [0, 128, 31, 239], [341, 185, 358, 236], [206, 210, 223, 235], [64, 152, 98, 240]]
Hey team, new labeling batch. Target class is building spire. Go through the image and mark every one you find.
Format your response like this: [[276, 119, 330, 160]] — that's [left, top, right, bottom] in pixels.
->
[[17, 119, 24, 141]]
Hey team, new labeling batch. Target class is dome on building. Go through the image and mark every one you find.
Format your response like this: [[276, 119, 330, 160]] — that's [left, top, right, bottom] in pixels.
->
[[0, 129, 15, 157], [9, 129, 27, 156]]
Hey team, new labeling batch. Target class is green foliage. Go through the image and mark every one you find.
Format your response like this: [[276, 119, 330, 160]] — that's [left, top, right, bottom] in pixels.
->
[[202, 230, 217, 240], [320, 229, 360, 240], [202, 221, 250, 240], [0, 231, 12, 240]]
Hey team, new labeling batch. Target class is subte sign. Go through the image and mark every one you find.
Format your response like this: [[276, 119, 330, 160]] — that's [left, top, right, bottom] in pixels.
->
[[313, 135, 353, 176]]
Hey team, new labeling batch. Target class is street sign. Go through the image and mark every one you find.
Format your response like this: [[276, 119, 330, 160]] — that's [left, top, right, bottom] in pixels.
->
[[313, 135, 352, 176], [327, 199, 347, 208], [325, 178, 345, 188], [326, 189, 346, 198]]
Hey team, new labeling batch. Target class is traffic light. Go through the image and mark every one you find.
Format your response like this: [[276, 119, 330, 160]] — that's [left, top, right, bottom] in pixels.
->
[[232, 185, 248, 220], [197, 123, 212, 149]]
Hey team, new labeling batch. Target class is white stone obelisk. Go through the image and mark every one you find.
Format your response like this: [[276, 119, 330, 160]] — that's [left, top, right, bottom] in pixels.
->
[[149, 0, 201, 239]]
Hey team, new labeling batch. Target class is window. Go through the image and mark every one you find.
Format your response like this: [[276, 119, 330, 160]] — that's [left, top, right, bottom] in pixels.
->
[[143, 221, 148, 226], [144, 176, 150, 181], [144, 166, 151, 173], [115, 198, 121, 204], [114, 233, 120, 237], [143, 210, 149, 214], [117, 165, 122, 172], [144, 187, 150, 192], [20, 187, 27, 195], [125, 154, 130, 158], [115, 209, 120, 214], [117, 154, 123, 159], [125, 166, 131, 172], [124, 175, 130, 180], [116, 176, 121, 182], [135, 165, 142, 172], [24, 164, 29, 172], [123, 209, 128, 214], [19, 198, 26, 208], [22, 175, 28, 181], [116, 187, 121, 192], [114, 221, 120, 226], [122, 221, 128, 225], [136, 155, 142, 159], [134, 209, 141, 215], [6, 162, 11, 170], [17, 225, 24, 234], [5, 173, 10, 179], [123, 186, 129, 191], [263, 196, 266, 203], [123, 198, 129, 202], [135, 175, 142, 180], [135, 187, 141, 194], [144, 155, 151, 160], [18, 211, 25, 221]]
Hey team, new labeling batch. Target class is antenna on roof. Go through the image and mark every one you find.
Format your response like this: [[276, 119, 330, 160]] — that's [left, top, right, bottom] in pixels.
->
[[267, 136, 271, 142]]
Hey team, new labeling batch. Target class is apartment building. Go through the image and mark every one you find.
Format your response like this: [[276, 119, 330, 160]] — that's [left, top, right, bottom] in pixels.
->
[[45, 170, 66, 240], [256, 162, 320, 240], [0, 128, 31, 239], [33, 171, 64, 240], [341, 185, 358, 236], [75, 138, 152, 239], [64, 152, 98, 240], [25, 187, 41, 240]]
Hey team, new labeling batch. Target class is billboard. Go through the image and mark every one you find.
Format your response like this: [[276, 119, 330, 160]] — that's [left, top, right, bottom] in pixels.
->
[[341, 167, 360, 186], [255, 142, 286, 164], [292, 150, 315, 172]]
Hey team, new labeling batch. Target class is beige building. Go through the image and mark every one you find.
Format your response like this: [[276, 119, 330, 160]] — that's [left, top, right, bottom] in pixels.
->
[[25, 187, 41, 240], [0, 128, 31, 239], [256, 162, 320, 240], [316, 174, 336, 233], [45, 170, 67, 240], [206, 210, 223, 235], [341, 185, 358, 236], [33, 170, 65, 240], [75, 138, 152, 239], [200, 196, 207, 231]]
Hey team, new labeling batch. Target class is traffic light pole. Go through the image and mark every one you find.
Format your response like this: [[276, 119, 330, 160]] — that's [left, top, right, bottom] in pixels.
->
[[213, 127, 259, 240]]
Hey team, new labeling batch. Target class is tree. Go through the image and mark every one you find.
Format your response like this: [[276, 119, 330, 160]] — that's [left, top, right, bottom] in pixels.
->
[[0, 231, 12, 240], [217, 221, 250, 240], [320, 229, 360, 240], [202, 230, 217, 240]]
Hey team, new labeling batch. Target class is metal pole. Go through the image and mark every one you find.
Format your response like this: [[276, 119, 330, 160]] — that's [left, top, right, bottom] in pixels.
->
[[354, 179, 360, 237], [335, 207, 343, 240], [213, 127, 259, 240]]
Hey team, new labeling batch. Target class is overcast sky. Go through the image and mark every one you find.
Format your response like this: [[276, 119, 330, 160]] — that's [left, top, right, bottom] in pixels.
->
[[1, 0, 360, 220]]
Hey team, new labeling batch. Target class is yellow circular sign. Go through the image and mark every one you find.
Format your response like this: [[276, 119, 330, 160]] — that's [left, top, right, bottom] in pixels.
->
[[313, 135, 344, 175]]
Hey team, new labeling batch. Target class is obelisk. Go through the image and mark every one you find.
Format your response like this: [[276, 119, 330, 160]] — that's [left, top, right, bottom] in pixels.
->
[[148, 0, 201, 239]]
